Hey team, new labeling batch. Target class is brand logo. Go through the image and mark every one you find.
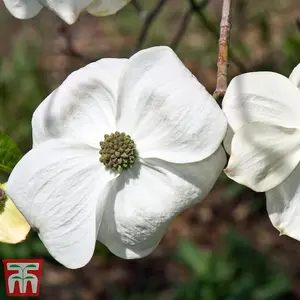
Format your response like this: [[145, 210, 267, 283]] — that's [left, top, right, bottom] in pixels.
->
[[2, 259, 44, 297]]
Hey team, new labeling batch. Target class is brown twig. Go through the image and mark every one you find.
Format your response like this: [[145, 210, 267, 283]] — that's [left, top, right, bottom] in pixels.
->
[[131, 0, 142, 13], [134, 0, 168, 52], [296, 16, 300, 32], [131, 0, 146, 19], [213, 0, 233, 101], [190, 0, 246, 73], [171, 0, 209, 50], [170, 10, 193, 51]]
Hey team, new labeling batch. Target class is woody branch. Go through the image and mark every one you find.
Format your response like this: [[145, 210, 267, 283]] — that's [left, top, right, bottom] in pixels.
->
[[213, 0, 233, 101]]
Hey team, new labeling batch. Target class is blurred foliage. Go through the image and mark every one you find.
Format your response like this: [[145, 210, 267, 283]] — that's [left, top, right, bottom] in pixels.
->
[[283, 31, 300, 75], [0, 40, 47, 151], [0, 40, 48, 185], [175, 232, 290, 300], [116, 231, 290, 300]]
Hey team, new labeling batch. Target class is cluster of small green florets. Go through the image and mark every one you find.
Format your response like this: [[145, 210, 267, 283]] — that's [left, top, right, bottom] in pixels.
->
[[99, 132, 137, 173], [0, 187, 7, 214]]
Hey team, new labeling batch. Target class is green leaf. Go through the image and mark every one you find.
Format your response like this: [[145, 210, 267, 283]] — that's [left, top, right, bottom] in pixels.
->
[[11, 276, 22, 280], [0, 131, 22, 173], [176, 239, 212, 277]]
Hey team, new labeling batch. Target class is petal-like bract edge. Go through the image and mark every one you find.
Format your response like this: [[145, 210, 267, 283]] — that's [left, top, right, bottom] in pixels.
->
[[117, 46, 227, 164], [222, 72, 300, 132], [289, 63, 300, 89], [0, 183, 30, 244], [223, 125, 234, 155], [87, 0, 131, 16], [4, 0, 131, 23], [266, 162, 300, 240], [7, 139, 117, 269], [225, 123, 300, 192], [40, 0, 91, 24], [98, 146, 225, 258], [32, 59, 128, 148], [3, 0, 43, 19]]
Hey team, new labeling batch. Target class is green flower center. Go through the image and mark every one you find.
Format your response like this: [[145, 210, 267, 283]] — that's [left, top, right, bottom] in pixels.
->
[[0, 188, 7, 215], [99, 131, 137, 173]]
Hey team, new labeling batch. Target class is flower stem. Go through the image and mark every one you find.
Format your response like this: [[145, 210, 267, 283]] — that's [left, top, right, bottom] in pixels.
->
[[213, 0, 233, 102]]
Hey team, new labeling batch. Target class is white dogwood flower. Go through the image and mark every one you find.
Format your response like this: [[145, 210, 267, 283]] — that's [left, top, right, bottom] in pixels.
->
[[3, 0, 131, 24], [7, 46, 227, 269], [222, 63, 300, 240]]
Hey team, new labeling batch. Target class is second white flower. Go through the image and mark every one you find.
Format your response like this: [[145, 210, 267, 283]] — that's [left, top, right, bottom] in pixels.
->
[[223, 63, 300, 241]]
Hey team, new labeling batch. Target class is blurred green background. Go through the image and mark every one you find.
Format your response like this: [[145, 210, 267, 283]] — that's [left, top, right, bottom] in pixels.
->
[[1, 0, 300, 299]]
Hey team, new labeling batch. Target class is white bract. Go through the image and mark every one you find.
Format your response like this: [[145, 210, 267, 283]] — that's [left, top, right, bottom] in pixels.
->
[[222, 63, 300, 240], [3, 0, 131, 24], [7, 46, 227, 269]]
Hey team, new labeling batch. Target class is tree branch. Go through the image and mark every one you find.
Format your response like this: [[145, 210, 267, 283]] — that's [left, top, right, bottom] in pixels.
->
[[131, 0, 147, 19], [134, 0, 168, 52], [296, 16, 300, 32], [213, 0, 233, 101], [190, 0, 246, 73], [171, 0, 209, 50], [170, 10, 192, 50]]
